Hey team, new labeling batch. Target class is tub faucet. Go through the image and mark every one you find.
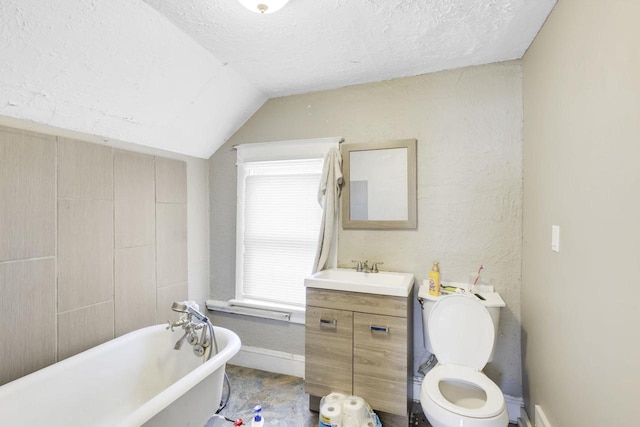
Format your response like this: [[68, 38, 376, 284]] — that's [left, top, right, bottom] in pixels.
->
[[166, 317, 188, 332], [174, 331, 189, 350], [171, 301, 208, 322], [167, 301, 217, 358]]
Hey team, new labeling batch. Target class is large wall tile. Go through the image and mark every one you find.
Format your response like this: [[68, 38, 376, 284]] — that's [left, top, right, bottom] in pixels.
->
[[57, 137, 113, 200], [58, 199, 114, 312], [156, 203, 188, 287], [156, 282, 188, 324], [115, 245, 157, 336], [156, 157, 187, 203], [114, 151, 155, 248], [57, 301, 114, 361], [0, 259, 56, 385], [0, 129, 55, 261], [0, 124, 195, 386]]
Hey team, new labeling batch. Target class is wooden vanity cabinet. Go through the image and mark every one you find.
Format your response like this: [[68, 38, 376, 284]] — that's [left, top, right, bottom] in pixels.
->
[[305, 306, 353, 396], [305, 287, 413, 426]]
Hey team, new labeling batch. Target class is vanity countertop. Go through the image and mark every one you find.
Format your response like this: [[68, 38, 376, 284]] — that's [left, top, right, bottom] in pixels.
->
[[304, 268, 415, 297]]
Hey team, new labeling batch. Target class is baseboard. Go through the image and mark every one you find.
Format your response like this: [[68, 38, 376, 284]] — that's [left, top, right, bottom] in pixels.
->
[[505, 395, 525, 424], [229, 345, 305, 378], [519, 406, 533, 427], [412, 376, 524, 424]]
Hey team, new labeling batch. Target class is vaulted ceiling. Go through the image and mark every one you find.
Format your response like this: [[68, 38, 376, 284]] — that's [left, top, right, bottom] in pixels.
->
[[0, 0, 555, 158]]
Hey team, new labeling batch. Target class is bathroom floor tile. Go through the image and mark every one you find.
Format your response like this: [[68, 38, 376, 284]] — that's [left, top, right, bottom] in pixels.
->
[[206, 365, 317, 426], [205, 365, 433, 427]]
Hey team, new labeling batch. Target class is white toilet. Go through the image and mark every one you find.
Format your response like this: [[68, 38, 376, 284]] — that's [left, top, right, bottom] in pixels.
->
[[419, 293, 509, 427]]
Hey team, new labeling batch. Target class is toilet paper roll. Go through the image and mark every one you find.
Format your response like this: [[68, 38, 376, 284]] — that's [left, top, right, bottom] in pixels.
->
[[320, 404, 342, 427], [342, 396, 367, 425], [360, 419, 375, 427], [324, 392, 347, 404]]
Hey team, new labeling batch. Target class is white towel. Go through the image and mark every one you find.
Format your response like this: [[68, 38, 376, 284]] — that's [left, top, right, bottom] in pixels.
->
[[313, 146, 343, 273]]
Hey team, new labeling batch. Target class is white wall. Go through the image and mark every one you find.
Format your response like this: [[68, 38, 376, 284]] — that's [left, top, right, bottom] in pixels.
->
[[522, 0, 640, 425], [209, 61, 524, 396], [0, 0, 265, 158]]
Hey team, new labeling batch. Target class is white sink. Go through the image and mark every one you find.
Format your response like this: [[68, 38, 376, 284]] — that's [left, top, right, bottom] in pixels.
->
[[304, 268, 414, 297]]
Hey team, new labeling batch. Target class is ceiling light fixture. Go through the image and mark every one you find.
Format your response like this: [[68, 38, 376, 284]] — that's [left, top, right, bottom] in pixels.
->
[[238, 0, 290, 14]]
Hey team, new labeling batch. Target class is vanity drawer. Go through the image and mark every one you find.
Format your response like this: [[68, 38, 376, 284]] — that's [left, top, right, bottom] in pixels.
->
[[305, 307, 353, 397], [306, 288, 407, 318], [353, 312, 408, 415]]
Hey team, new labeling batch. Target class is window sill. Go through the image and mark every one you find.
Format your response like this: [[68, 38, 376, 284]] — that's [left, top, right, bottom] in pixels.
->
[[206, 299, 305, 325]]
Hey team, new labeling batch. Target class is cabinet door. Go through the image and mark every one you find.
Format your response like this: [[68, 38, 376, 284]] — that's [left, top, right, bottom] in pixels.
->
[[353, 312, 408, 416], [305, 307, 353, 397]]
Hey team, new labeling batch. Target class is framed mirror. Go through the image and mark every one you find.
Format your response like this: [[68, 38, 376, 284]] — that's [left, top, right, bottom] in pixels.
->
[[342, 139, 417, 229]]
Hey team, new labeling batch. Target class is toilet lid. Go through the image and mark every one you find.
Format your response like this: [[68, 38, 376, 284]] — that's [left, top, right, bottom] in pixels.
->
[[428, 294, 495, 370]]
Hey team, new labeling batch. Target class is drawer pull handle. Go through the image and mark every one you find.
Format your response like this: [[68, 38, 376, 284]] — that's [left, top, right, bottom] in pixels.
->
[[319, 319, 337, 327], [370, 325, 389, 333]]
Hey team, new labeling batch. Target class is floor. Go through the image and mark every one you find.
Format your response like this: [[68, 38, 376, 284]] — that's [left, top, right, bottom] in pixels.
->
[[205, 365, 431, 427], [206, 365, 517, 427]]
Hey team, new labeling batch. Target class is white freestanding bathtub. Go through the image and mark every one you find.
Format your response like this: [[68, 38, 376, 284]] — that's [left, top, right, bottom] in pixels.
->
[[0, 324, 241, 427]]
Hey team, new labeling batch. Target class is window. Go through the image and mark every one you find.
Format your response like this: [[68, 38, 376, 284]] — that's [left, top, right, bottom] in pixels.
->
[[235, 138, 340, 309]]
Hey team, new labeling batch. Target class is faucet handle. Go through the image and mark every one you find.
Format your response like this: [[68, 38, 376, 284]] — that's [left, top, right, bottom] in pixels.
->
[[166, 319, 180, 331], [351, 260, 363, 272], [166, 318, 188, 331], [371, 262, 384, 273]]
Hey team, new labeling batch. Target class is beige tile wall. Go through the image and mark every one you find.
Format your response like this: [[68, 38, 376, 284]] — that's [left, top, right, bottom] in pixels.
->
[[115, 245, 156, 336], [156, 156, 188, 203], [57, 199, 114, 312], [0, 127, 188, 385], [57, 301, 115, 361], [57, 137, 113, 200], [156, 203, 188, 287], [155, 157, 189, 311], [0, 128, 55, 262], [0, 259, 56, 384], [114, 151, 156, 249]]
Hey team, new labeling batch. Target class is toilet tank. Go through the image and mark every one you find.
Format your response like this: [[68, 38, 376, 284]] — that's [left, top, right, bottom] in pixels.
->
[[418, 282, 506, 362]]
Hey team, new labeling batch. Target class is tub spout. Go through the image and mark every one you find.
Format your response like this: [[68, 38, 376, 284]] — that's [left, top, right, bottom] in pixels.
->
[[174, 331, 189, 350]]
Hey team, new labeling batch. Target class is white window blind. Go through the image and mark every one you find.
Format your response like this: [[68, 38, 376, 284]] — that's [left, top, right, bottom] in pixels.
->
[[237, 158, 323, 306], [235, 137, 341, 309]]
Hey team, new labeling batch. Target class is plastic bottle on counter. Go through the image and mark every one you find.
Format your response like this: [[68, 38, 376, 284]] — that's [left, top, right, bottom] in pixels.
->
[[428, 261, 441, 297]]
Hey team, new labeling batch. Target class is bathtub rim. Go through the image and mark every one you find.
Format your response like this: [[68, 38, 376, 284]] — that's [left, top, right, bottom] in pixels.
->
[[0, 324, 241, 427], [123, 324, 241, 426]]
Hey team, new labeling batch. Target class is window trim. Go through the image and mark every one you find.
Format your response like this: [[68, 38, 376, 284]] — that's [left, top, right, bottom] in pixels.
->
[[233, 137, 342, 321]]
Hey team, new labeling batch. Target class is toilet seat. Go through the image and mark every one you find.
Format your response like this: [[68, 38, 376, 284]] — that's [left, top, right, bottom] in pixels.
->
[[422, 364, 506, 418], [421, 294, 507, 423]]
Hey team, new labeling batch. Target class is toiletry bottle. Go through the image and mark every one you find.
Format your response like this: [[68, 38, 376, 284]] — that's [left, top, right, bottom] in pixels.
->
[[251, 404, 264, 427], [428, 262, 441, 296]]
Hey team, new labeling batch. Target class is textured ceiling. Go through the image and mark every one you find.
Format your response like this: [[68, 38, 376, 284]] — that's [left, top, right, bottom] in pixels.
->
[[0, 0, 556, 158]]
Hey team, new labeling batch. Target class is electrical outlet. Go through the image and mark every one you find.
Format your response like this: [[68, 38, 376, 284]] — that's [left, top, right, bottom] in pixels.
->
[[535, 405, 552, 427]]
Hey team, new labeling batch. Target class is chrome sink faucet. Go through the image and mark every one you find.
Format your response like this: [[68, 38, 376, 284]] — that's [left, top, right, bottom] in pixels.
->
[[371, 261, 384, 273], [351, 259, 366, 272], [351, 260, 384, 273]]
